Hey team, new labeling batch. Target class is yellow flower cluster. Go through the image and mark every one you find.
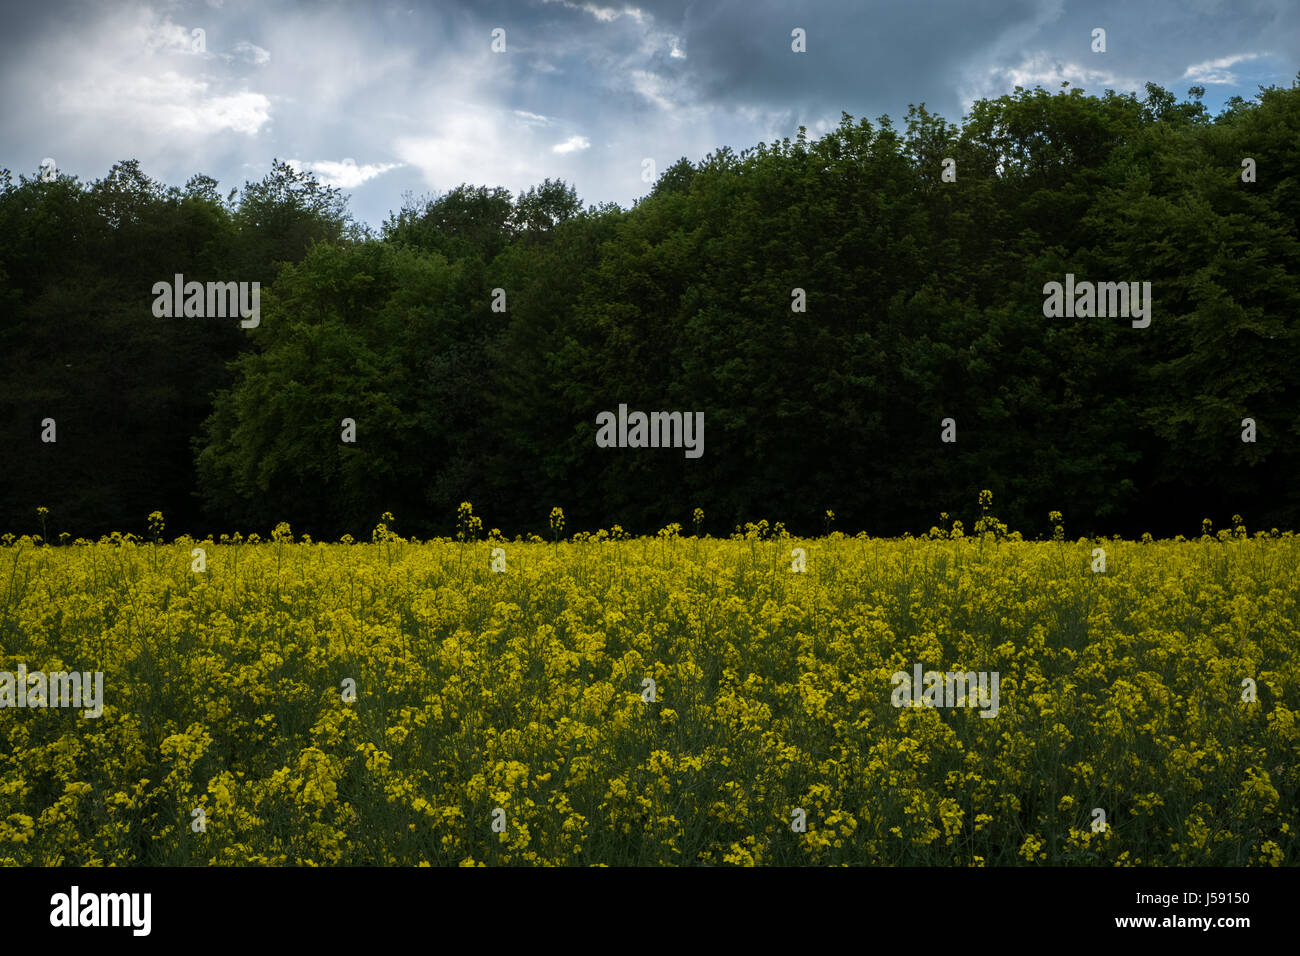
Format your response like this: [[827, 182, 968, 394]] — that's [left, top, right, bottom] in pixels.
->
[[0, 529, 1295, 865]]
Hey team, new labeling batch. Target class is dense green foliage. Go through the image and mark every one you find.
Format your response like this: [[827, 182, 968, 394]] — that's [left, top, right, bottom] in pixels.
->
[[2, 81, 1297, 540]]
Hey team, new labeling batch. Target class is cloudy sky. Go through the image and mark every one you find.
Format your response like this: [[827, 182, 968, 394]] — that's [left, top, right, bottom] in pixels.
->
[[2, 0, 1295, 228]]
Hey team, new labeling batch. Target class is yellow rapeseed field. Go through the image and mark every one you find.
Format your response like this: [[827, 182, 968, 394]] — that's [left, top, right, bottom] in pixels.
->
[[1, 506, 1296, 866]]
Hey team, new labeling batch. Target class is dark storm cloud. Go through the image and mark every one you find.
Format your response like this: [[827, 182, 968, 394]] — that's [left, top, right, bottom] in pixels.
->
[[676, 0, 1047, 117]]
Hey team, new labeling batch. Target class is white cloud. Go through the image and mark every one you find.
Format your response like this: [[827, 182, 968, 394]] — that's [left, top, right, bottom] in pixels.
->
[[142, 18, 196, 55], [15, 7, 276, 141], [286, 157, 402, 189], [553, 135, 591, 153], [67, 71, 271, 135], [630, 70, 674, 110], [544, 0, 646, 24], [959, 51, 1139, 112], [514, 110, 553, 126], [230, 41, 271, 66], [996, 54, 1119, 91], [1182, 52, 1263, 85], [394, 107, 542, 194]]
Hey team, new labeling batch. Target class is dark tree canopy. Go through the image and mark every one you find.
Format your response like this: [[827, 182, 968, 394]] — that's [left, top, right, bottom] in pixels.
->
[[2, 80, 1297, 541]]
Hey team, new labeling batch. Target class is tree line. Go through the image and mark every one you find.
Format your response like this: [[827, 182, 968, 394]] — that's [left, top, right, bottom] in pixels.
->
[[2, 79, 1297, 541]]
